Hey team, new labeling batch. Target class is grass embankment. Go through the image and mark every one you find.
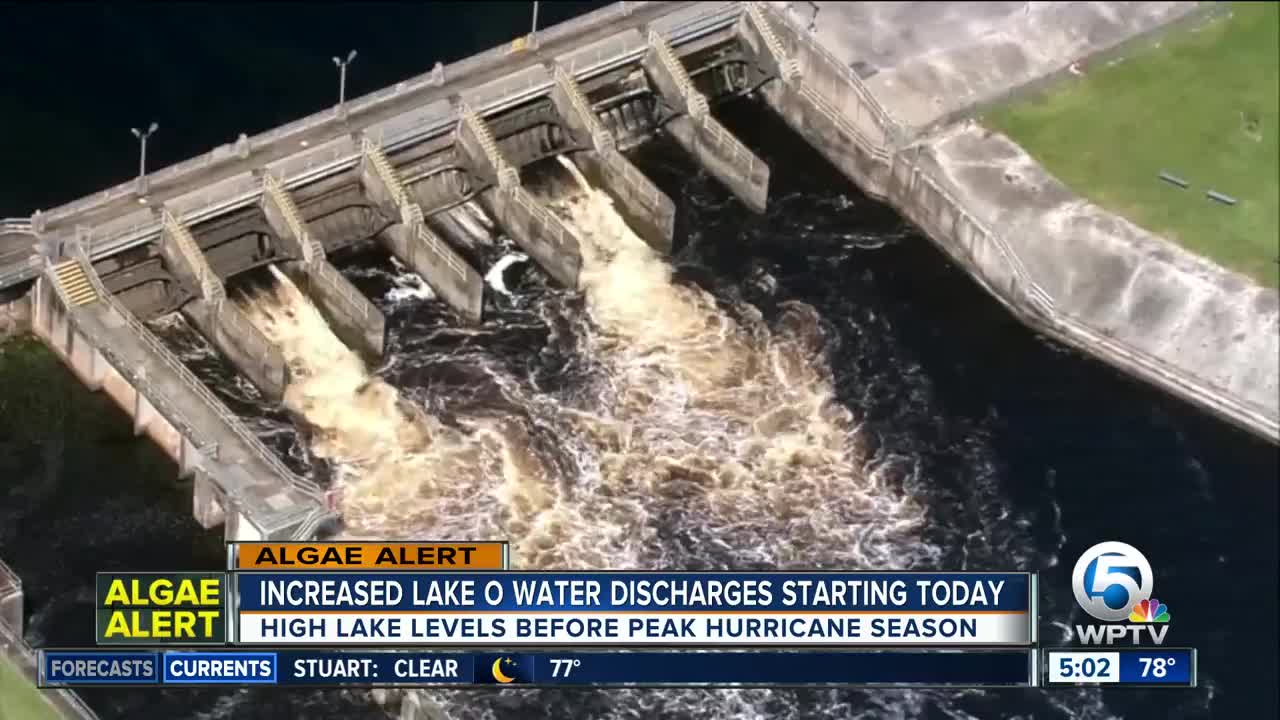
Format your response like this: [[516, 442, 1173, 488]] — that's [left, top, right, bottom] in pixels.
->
[[985, 2, 1279, 287], [0, 655, 60, 720]]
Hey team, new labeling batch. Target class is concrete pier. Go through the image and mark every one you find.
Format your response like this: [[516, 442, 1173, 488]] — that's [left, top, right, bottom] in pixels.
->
[[158, 211, 290, 401], [643, 28, 770, 213], [261, 172, 388, 360], [455, 103, 584, 289], [359, 139, 486, 321], [548, 62, 677, 253]]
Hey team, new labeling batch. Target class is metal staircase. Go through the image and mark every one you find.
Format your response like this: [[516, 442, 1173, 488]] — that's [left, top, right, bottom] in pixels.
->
[[361, 137, 411, 210], [647, 29, 709, 119], [51, 259, 99, 307], [745, 2, 801, 83], [161, 209, 225, 303], [553, 64, 616, 153], [263, 173, 322, 264], [459, 103, 519, 189]]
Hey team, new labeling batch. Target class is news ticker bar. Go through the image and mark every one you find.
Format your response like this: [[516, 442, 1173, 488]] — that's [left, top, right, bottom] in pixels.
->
[[40, 649, 1034, 688], [42, 648, 1198, 688], [1045, 648, 1196, 687]]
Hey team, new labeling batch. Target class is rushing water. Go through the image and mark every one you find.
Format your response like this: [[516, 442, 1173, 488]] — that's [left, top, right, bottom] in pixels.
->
[[1, 98, 1275, 720]]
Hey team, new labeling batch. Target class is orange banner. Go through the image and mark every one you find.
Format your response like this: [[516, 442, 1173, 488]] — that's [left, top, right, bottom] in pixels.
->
[[232, 542, 506, 571]]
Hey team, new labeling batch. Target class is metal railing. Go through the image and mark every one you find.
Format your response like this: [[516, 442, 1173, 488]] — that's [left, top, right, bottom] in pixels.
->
[[757, 1, 904, 146], [608, 151, 664, 214], [161, 210, 225, 303], [312, 260, 371, 321], [554, 64, 616, 153], [8, 5, 742, 289], [459, 104, 517, 190], [64, 236, 327, 505], [402, 202, 425, 230], [43, 252, 216, 457], [360, 137, 410, 209], [34, 3, 734, 234], [745, 3, 800, 82], [415, 222, 468, 281], [647, 29, 708, 118], [797, 83, 890, 163], [897, 150, 1275, 435], [510, 187, 570, 248], [0, 218, 33, 235], [895, 154, 1054, 315], [263, 173, 318, 264], [700, 114, 756, 173]]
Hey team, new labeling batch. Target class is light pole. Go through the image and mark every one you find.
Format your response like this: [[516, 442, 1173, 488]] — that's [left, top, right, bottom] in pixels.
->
[[333, 50, 358, 105], [130, 122, 159, 179], [530, 1, 540, 48]]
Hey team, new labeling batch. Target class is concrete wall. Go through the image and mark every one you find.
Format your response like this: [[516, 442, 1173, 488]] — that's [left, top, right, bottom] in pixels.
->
[[0, 293, 31, 341], [285, 260, 387, 361], [888, 128, 1279, 437], [182, 299, 290, 402], [29, 280, 194, 466], [479, 187, 583, 289], [641, 43, 770, 213], [749, 3, 1279, 441]]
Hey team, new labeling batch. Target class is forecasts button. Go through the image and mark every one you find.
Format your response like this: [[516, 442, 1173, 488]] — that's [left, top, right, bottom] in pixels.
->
[[41, 651, 159, 686]]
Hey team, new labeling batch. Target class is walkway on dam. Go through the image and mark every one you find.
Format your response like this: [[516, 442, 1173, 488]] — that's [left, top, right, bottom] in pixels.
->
[[78, 299, 321, 534]]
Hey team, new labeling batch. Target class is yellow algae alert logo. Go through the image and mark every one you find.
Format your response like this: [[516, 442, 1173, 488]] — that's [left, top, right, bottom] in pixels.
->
[[95, 572, 226, 645]]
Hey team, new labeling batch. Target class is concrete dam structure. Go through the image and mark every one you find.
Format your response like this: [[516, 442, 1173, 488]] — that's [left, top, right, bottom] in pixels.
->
[[0, 0, 1275, 551]]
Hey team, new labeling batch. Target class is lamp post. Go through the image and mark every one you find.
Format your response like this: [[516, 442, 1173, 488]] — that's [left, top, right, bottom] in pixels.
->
[[130, 122, 159, 179], [333, 49, 358, 105], [530, 1, 540, 48]]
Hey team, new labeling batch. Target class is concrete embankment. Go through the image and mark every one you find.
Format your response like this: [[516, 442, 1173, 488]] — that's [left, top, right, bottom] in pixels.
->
[[759, 1, 1278, 442], [1, 560, 99, 720]]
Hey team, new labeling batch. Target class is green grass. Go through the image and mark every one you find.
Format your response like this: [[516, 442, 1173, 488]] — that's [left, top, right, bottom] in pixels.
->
[[0, 655, 60, 720], [985, 2, 1279, 287]]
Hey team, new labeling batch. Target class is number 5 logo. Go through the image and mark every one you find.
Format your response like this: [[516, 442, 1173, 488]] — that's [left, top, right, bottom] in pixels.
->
[[1072, 541, 1153, 622]]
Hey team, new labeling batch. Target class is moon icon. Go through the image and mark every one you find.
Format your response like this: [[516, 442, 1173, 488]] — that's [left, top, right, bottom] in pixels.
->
[[492, 657, 516, 684]]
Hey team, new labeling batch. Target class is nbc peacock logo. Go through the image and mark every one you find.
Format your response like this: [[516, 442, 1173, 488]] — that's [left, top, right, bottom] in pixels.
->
[[1128, 598, 1171, 623]]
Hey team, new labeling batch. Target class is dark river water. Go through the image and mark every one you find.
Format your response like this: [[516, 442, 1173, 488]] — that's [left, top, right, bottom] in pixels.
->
[[1, 4, 1276, 720]]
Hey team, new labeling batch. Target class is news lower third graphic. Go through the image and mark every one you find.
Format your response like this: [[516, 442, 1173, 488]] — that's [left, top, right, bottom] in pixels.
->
[[25, 540, 1203, 690], [1071, 541, 1173, 646]]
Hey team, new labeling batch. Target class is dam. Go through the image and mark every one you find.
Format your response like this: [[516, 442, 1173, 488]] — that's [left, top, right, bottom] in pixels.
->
[[14, 0, 1280, 524], [2, 0, 1274, 558]]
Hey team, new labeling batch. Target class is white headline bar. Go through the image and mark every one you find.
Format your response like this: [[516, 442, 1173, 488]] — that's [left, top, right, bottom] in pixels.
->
[[238, 612, 1031, 646]]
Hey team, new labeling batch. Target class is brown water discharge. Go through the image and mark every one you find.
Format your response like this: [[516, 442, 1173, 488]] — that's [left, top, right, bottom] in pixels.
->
[[234, 160, 941, 719], [237, 266, 627, 567], [540, 155, 934, 572]]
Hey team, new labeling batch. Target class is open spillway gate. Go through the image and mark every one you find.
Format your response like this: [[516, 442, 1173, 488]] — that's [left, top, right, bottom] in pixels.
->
[[1, 2, 898, 541]]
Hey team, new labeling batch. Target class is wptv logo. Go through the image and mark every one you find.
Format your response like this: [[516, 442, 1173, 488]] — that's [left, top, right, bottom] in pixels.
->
[[1071, 541, 1172, 646]]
